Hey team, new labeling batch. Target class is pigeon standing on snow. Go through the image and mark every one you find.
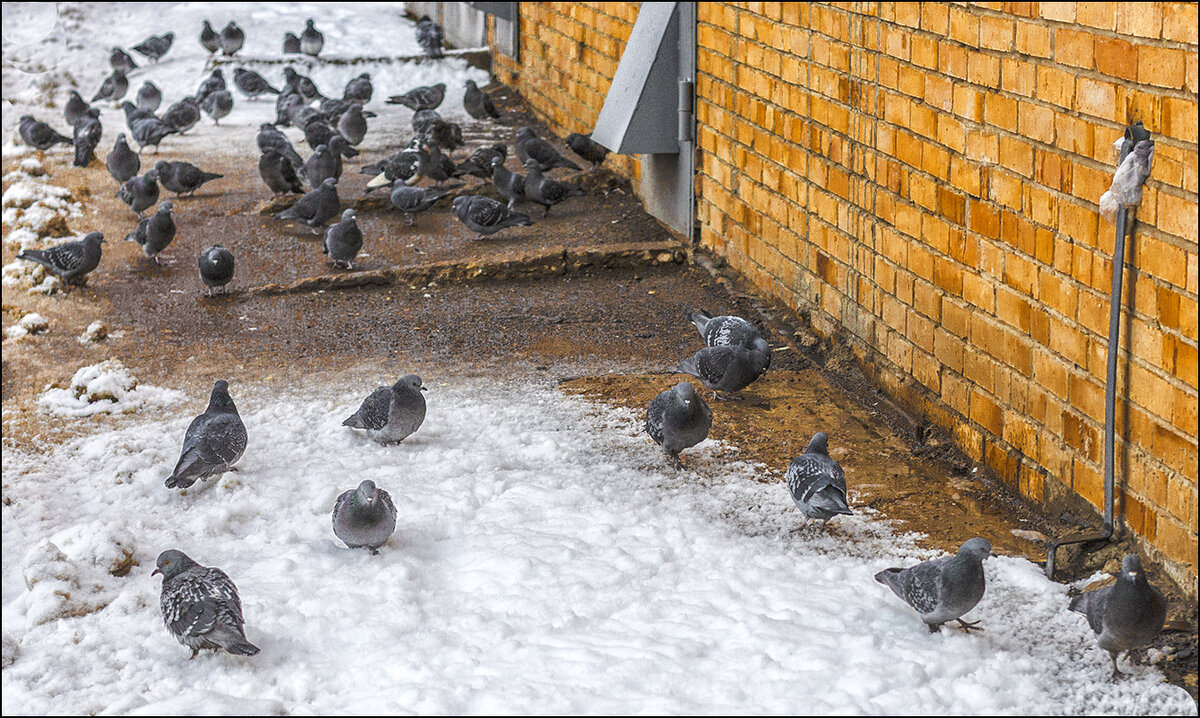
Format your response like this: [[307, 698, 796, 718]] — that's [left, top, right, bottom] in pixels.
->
[[200, 20, 220, 54], [155, 161, 223, 196], [452, 195, 533, 238], [565, 132, 609, 168], [1099, 140, 1155, 224], [220, 21, 244, 56], [136, 81, 163, 112], [195, 69, 226, 104], [515, 127, 582, 172], [162, 96, 201, 135], [332, 480, 398, 554], [201, 90, 234, 125], [276, 177, 340, 232], [106, 133, 141, 184], [132, 32, 174, 62], [233, 68, 281, 100], [322, 209, 363, 270], [386, 83, 445, 111], [282, 67, 325, 102], [109, 47, 137, 74], [463, 80, 499, 120], [677, 338, 771, 398], [154, 550, 259, 659], [343, 375, 427, 444], [16, 232, 105, 286], [1069, 554, 1167, 680], [198, 245, 235, 296], [258, 150, 304, 195], [875, 537, 992, 633], [785, 432, 852, 527], [523, 160, 584, 216], [416, 15, 444, 58], [165, 380, 248, 490], [72, 108, 103, 168], [124, 201, 176, 263], [390, 185, 448, 225], [92, 69, 129, 103], [282, 32, 301, 54], [19, 115, 73, 150], [300, 19, 324, 56], [64, 90, 92, 127], [688, 310, 764, 350], [645, 382, 712, 469], [117, 169, 160, 216]]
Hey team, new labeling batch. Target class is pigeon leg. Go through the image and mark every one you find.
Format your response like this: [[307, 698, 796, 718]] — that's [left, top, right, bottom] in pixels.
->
[[1109, 653, 1126, 681], [369, 547, 380, 556], [955, 618, 984, 633], [926, 623, 941, 633], [189, 648, 199, 660], [668, 452, 683, 470], [404, 213, 414, 226]]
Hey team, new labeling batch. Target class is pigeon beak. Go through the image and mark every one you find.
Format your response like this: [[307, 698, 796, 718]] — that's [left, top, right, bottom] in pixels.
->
[[366, 171, 391, 188], [420, 386, 427, 391], [151, 568, 161, 576]]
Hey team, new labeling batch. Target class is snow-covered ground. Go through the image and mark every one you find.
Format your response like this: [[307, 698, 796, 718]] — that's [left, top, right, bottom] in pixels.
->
[[2, 375, 1195, 714]]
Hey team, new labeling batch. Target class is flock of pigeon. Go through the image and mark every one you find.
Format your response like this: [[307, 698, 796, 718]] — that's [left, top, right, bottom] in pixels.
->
[[8, 14, 1168, 684]]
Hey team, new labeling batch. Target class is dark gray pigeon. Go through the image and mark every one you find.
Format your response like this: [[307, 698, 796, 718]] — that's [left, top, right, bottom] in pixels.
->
[[343, 72, 373, 104], [92, 69, 128, 103], [875, 538, 993, 633], [565, 132, 609, 168], [136, 81, 163, 112], [199, 245, 235, 296], [411, 108, 441, 136], [106, 133, 141, 184], [155, 160, 223, 196], [1100, 140, 1155, 223], [515, 127, 582, 172], [128, 113, 178, 154], [200, 20, 220, 53], [259, 150, 304, 195], [409, 143, 454, 186], [72, 108, 103, 168], [463, 80, 499, 120], [332, 480, 398, 554], [154, 550, 259, 659], [302, 120, 340, 155], [491, 156, 526, 209], [452, 195, 532, 238], [363, 148, 419, 189], [386, 83, 445, 111], [165, 380, 248, 489], [282, 67, 325, 102], [233, 68, 281, 100], [1070, 554, 1167, 680], [343, 375, 427, 444], [282, 32, 301, 54], [645, 382, 712, 469], [162, 97, 201, 134], [121, 100, 158, 127], [688, 310, 763, 350], [322, 209, 363, 270], [132, 32, 173, 62], [195, 69, 226, 105], [124, 201, 176, 263], [785, 432, 852, 526], [274, 90, 305, 127], [19, 115, 72, 150], [201, 89, 234, 125], [416, 15, 444, 58], [276, 177, 340, 232], [257, 123, 304, 169], [337, 104, 367, 146], [117, 169, 160, 216], [300, 19, 324, 56], [64, 90, 92, 127], [300, 144, 337, 188], [109, 47, 137, 74], [220, 21, 244, 56], [677, 338, 771, 397], [390, 185, 448, 225], [421, 119, 463, 155], [326, 136, 356, 176], [293, 105, 325, 131], [17, 232, 105, 287], [454, 144, 505, 180], [523, 160, 584, 216]]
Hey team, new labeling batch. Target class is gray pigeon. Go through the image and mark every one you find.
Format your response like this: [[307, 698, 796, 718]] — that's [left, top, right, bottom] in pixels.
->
[[416, 15, 444, 58], [276, 177, 340, 232], [1100, 140, 1155, 223], [124, 201, 176, 263], [645, 382, 712, 469], [72, 109, 103, 167], [409, 143, 453, 186], [162, 97, 201, 134], [565, 132, 608, 168], [132, 32, 173, 62], [17, 232, 105, 287], [18, 115, 72, 150], [363, 148, 420, 189], [300, 144, 337, 188], [282, 67, 325, 102], [155, 161, 223, 196], [343, 375, 427, 444], [64, 90, 92, 127], [452, 195, 533, 238], [322, 209, 363, 269], [109, 47, 137, 74], [200, 20, 220, 53], [337, 104, 367, 145], [92, 69, 128, 103], [233, 68, 281, 100], [875, 538, 993, 632], [455, 144, 506, 180], [195, 69, 226, 105], [259, 150, 304, 195], [332, 480, 398, 554], [117, 169, 161, 216], [420, 118, 463, 154], [342, 72, 373, 104], [515, 127, 582, 172], [300, 19, 324, 56], [257, 123, 304, 169], [201, 89, 234, 125], [275, 90, 306, 127], [136, 81, 163, 112], [198, 245, 235, 296], [688, 310, 763, 350], [411, 108, 441, 136], [220, 21, 244, 56], [390, 185, 448, 225], [491, 157, 526, 209], [154, 550, 259, 659], [677, 338, 771, 398], [302, 120, 341, 156], [463, 80, 499, 120], [1070, 554, 1167, 680], [165, 380, 248, 490], [523, 160, 584, 216], [283, 32, 301, 54], [386, 83, 445, 111], [106, 133, 141, 184], [128, 113, 178, 154], [785, 432, 852, 526]]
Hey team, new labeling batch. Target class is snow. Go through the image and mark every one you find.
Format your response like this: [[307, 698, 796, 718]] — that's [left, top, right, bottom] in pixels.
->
[[1, 377, 1193, 714], [37, 359, 184, 417]]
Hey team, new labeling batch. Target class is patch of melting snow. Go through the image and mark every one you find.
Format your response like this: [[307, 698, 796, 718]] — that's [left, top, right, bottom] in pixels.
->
[[36, 359, 184, 417]]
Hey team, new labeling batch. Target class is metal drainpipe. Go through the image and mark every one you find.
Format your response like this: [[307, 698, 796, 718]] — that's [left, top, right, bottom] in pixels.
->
[[1045, 122, 1153, 580]]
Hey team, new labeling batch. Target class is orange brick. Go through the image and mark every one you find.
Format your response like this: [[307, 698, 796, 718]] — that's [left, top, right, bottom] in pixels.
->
[[1116, 1, 1162, 37], [1076, 76, 1118, 120], [1056, 28, 1095, 70], [1015, 20, 1052, 57], [1139, 46, 1187, 88], [1161, 97, 1199, 145], [1075, 2, 1117, 30], [1095, 36, 1139, 82], [949, 6, 980, 46], [980, 15, 1015, 50], [1161, 1, 1198, 42], [1040, 2, 1076, 22]]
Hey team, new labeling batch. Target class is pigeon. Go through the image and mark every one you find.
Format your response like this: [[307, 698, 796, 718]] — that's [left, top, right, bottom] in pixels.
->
[[390, 185, 448, 225], [155, 160, 223, 196], [342, 72, 373, 104], [363, 148, 420, 189], [132, 32, 174, 62], [300, 19, 324, 57], [454, 144, 506, 180], [128, 112, 179, 153], [322, 209, 363, 269], [282, 67, 325, 102], [200, 20, 220, 53], [645, 382, 712, 469], [300, 144, 337, 189], [63, 90, 92, 127], [257, 124, 304, 168], [337, 104, 368, 145], [343, 375, 427, 444], [195, 69, 226, 104], [117, 169, 161, 215], [220, 21, 244, 56], [302, 120, 339, 154], [259, 150, 304, 195], [72, 108, 103, 168], [785, 432, 852, 526], [198, 245, 235, 296], [565, 132, 609, 168], [153, 550, 259, 659], [19, 115, 72, 151], [201, 89, 234, 125], [326, 136, 356, 173], [124, 201, 176, 263], [162, 97, 201, 134], [463, 80, 499, 120], [165, 380, 248, 489], [688, 310, 763, 350], [386, 83, 445, 111], [293, 105, 325, 131], [677, 339, 771, 398], [109, 47, 137, 74], [17, 232, 105, 287], [282, 32, 301, 54], [1100, 140, 1155, 224], [411, 108, 441, 136], [332, 480, 398, 554], [1070, 554, 1167, 680], [420, 118, 464, 154], [408, 143, 454, 186], [515, 127, 582, 172], [233, 68, 281, 100], [416, 15, 444, 58], [136, 81, 163, 112], [319, 97, 363, 120], [276, 177, 340, 232], [523, 160, 584, 216], [875, 538, 993, 633], [274, 90, 305, 127], [92, 69, 129, 103], [491, 157, 527, 209], [121, 100, 158, 126], [452, 195, 533, 238], [106, 133, 141, 184]]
